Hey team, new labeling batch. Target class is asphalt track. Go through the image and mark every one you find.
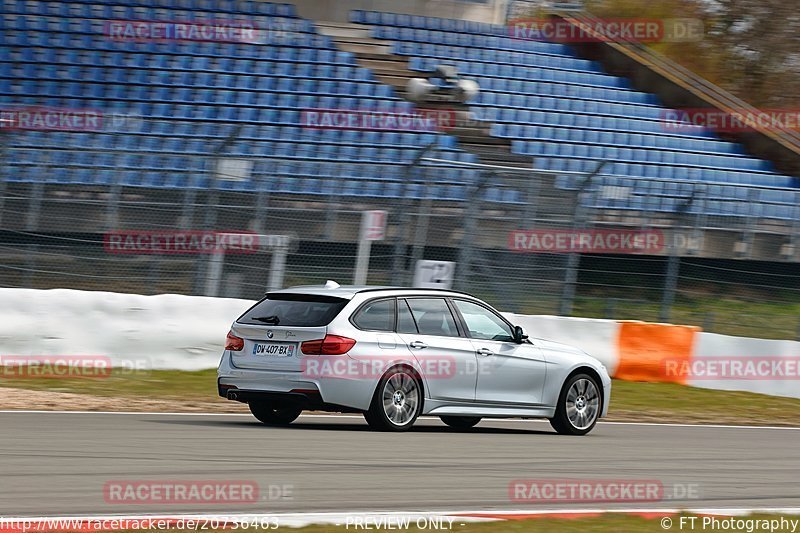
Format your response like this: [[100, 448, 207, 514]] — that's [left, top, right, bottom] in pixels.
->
[[1, 412, 799, 516]]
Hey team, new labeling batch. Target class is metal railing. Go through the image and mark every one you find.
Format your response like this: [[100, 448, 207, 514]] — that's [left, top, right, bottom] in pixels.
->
[[553, 10, 800, 156]]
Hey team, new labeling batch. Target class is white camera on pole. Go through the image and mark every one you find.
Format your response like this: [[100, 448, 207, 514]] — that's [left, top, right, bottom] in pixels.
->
[[407, 65, 479, 104], [407, 77, 436, 102]]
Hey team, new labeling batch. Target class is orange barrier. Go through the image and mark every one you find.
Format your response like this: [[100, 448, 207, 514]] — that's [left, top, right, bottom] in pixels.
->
[[614, 321, 700, 384]]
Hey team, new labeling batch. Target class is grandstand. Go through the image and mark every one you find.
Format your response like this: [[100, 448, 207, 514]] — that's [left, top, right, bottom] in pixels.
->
[[346, 10, 800, 220], [0, 1, 509, 205], [2, 1, 799, 225]]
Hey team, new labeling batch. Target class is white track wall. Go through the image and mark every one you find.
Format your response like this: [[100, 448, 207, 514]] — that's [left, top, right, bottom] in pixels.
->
[[689, 332, 800, 398], [1, 289, 798, 399], [503, 313, 621, 376], [0, 289, 254, 371]]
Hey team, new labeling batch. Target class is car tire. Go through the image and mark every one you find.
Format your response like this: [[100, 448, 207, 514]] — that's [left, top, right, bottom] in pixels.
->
[[549, 373, 602, 436], [364, 367, 423, 432], [249, 401, 302, 426], [440, 416, 481, 429]]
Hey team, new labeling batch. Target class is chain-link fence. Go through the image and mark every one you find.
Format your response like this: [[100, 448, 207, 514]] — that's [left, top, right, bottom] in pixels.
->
[[1, 118, 799, 340]]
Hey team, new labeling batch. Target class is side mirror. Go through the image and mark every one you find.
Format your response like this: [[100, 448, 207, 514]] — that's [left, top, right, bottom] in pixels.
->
[[513, 325, 529, 344]]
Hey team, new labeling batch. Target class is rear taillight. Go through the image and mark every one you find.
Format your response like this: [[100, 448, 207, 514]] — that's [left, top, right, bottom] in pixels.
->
[[225, 331, 244, 352], [301, 335, 356, 355]]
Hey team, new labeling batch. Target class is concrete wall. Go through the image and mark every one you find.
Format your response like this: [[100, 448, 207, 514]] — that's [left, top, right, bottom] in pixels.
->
[[0, 289, 253, 371], [1, 288, 798, 399]]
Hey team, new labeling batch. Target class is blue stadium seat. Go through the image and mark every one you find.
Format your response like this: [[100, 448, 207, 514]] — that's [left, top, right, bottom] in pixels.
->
[[2, 5, 794, 209]]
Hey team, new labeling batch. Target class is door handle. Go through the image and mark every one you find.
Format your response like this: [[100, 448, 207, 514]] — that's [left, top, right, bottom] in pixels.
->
[[476, 347, 494, 357], [409, 340, 428, 349]]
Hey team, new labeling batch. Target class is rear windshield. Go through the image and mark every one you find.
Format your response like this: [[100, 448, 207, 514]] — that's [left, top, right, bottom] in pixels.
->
[[237, 294, 349, 327]]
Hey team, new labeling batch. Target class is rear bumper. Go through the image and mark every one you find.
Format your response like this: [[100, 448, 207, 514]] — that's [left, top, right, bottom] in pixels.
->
[[217, 351, 376, 411], [217, 383, 359, 412], [218, 383, 313, 403]]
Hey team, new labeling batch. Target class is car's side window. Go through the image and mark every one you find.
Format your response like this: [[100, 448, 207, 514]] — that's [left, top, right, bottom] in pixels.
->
[[406, 298, 459, 337], [453, 299, 515, 342], [352, 298, 395, 331], [396, 299, 418, 334]]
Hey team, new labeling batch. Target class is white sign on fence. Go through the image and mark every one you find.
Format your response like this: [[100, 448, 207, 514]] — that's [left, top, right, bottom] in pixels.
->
[[413, 260, 456, 289], [215, 158, 253, 181]]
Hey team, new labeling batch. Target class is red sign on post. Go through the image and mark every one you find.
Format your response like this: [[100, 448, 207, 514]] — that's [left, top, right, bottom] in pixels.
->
[[361, 210, 388, 241], [354, 210, 388, 285]]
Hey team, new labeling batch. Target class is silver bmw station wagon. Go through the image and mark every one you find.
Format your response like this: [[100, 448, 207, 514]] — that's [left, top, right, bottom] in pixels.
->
[[218, 283, 611, 435]]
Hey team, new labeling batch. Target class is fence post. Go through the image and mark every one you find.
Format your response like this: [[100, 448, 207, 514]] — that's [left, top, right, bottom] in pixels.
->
[[104, 170, 122, 231], [523, 171, 541, 226], [408, 181, 433, 285], [390, 191, 413, 286], [0, 171, 6, 229], [25, 179, 44, 232], [560, 162, 606, 316], [604, 298, 617, 319], [790, 190, 800, 263], [0, 130, 8, 228], [323, 191, 339, 241], [660, 253, 680, 322], [268, 243, 288, 292], [104, 129, 124, 231], [455, 171, 489, 291], [559, 247, 581, 316], [703, 312, 715, 332], [252, 174, 270, 233], [204, 251, 225, 297], [194, 125, 241, 296], [22, 157, 47, 288], [392, 141, 437, 286], [181, 186, 196, 229], [660, 187, 698, 322]]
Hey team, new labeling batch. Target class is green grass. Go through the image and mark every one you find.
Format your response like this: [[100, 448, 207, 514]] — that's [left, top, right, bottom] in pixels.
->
[[571, 295, 800, 340], [607, 379, 800, 426], [0, 368, 223, 401], [463, 282, 800, 340], [2, 368, 800, 426]]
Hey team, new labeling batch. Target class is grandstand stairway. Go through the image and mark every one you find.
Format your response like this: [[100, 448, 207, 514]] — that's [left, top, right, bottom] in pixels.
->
[[336, 10, 800, 252], [316, 20, 579, 222]]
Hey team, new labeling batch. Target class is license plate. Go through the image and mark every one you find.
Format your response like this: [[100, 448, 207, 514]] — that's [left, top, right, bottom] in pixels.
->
[[252, 342, 296, 357]]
